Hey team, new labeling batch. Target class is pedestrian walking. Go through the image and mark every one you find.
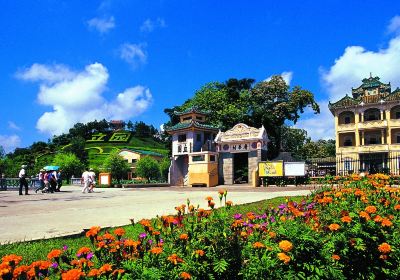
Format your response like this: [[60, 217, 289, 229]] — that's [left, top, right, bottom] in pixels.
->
[[56, 169, 62, 191], [88, 168, 96, 193], [18, 165, 29, 195], [81, 168, 90, 193], [35, 169, 46, 193]]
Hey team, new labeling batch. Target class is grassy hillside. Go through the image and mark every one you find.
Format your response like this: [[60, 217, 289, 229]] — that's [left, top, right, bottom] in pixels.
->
[[85, 135, 169, 168]]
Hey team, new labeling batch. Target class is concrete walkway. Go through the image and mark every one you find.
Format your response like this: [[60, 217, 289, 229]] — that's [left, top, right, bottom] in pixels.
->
[[0, 185, 312, 244]]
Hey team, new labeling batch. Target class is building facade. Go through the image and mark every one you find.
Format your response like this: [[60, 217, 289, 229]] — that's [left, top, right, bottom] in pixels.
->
[[329, 76, 400, 175], [166, 107, 268, 186]]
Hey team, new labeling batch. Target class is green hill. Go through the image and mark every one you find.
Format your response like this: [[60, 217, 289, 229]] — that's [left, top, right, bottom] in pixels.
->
[[82, 131, 168, 168]]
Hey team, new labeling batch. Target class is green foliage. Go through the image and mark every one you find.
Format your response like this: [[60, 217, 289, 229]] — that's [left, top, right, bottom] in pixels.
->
[[52, 153, 84, 182], [159, 157, 171, 182], [102, 150, 131, 183], [165, 76, 321, 158], [136, 156, 160, 183], [62, 136, 88, 164]]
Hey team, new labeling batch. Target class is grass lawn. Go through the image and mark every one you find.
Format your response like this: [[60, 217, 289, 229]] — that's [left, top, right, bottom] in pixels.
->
[[0, 195, 305, 264]]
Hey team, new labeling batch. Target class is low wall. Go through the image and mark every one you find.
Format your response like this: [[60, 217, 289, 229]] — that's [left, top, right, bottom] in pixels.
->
[[121, 183, 170, 188]]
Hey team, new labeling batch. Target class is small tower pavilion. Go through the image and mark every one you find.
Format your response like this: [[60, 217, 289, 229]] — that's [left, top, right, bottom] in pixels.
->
[[166, 107, 220, 186]]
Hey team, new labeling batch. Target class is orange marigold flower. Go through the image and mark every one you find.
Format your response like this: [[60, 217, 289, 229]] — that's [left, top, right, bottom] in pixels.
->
[[269, 231, 276, 239], [149, 247, 163, 255], [359, 211, 370, 220], [341, 216, 352, 223], [2, 254, 23, 266], [394, 204, 400, 210], [374, 215, 383, 223], [328, 223, 340, 231], [365, 206, 377, 214], [381, 218, 393, 227], [124, 239, 139, 247], [278, 240, 293, 252], [179, 233, 189, 240], [332, 254, 340, 261], [61, 269, 85, 280], [47, 249, 62, 260], [253, 242, 266, 249], [87, 269, 100, 277], [277, 252, 291, 264], [218, 189, 225, 195], [205, 196, 213, 201], [103, 233, 115, 241], [152, 231, 161, 236], [99, 264, 113, 274], [208, 201, 215, 209], [139, 219, 152, 228], [240, 231, 248, 238], [76, 247, 91, 256], [378, 243, 391, 254], [12, 265, 30, 278], [379, 254, 388, 260], [167, 254, 184, 265], [195, 249, 205, 256], [226, 200, 233, 206], [180, 272, 191, 279], [114, 228, 125, 236], [85, 226, 101, 238]]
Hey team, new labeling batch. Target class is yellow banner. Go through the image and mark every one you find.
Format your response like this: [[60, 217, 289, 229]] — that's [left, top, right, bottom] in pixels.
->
[[258, 161, 283, 177]]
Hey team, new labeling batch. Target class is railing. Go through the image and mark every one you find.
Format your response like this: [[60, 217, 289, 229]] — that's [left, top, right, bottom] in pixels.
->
[[0, 178, 40, 191], [358, 119, 387, 129], [176, 142, 192, 154], [337, 123, 355, 132]]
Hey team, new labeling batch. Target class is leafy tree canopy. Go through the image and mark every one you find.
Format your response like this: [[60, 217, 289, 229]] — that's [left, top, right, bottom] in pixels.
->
[[164, 76, 321, 157], [102, 150, 131, 183], [53, 153, 84, 183], [136, 156, 160, 183]]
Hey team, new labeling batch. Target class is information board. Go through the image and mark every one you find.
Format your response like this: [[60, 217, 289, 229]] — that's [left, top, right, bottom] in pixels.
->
[[284, 162, 306, 176], [258, 161, 283, 177]]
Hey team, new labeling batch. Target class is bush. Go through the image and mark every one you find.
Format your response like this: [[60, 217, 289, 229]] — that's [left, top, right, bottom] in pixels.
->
[[136, 156, 160, 183], [102, 150, 131, 183], [2, 174, 400, 279]]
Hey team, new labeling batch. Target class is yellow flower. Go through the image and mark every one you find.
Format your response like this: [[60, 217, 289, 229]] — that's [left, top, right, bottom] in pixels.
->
[[277, 252, 291, 264], [278, 240, 293, 252]]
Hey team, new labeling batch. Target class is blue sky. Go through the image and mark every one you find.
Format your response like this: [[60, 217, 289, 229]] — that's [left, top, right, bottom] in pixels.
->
[[1, 0, 400, 152]]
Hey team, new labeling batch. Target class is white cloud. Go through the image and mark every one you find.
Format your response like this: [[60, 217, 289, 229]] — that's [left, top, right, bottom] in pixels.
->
[[17, 62, 153, 136], [296, 20, 400, 141], [293, 101, 335, 140], [387, 15, 400, 35], [265, 71, 293, 86], [119, 43, 147, 68], [16, 63, 75, 83], [140, 18, 166, 33], [0, 135, 21, 153], [87, 16, 115, 34], [8, 121, 21, 131]]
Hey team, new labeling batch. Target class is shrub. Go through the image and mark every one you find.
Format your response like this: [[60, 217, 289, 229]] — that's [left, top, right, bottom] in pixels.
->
[[136, 156, 160, 183]]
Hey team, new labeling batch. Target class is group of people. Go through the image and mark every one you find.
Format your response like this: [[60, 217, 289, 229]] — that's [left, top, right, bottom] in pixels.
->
[[18, 165, 62, 195], [81, 168, 96, 193], [35, 168, 62, 193]]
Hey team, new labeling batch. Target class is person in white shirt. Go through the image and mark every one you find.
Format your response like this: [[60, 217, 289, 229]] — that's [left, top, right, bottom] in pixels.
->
[[81, 169, 90, 193], [18, 165, 29, 195], [35, 169, 46, 193], [88, 168, 96, 193]]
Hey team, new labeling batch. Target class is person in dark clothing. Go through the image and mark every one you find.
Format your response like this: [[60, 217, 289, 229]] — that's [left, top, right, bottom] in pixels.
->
[[56, 170, 62, 191], [18, 165, 29, 195]]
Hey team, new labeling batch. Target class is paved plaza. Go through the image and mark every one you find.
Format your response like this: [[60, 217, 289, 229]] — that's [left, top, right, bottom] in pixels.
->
[[0, 185, 313, 244]]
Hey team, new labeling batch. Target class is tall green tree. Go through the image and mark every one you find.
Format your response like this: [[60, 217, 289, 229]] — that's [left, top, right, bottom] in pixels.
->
[[136, 156, 160, 183], [52, 152, 84, 183], [164, 76, 320, 158], [102, 150, 131, 183]]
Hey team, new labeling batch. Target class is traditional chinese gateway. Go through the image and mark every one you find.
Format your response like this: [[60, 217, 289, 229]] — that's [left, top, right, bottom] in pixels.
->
[[166, 107, 268, 187], [329, 75, 400, 175]]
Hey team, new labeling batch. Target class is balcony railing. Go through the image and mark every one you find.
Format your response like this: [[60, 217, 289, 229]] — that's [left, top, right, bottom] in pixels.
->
[[337, 123, 355, 132], [176, 142, 192, 154], [358, 120, 387, 129]]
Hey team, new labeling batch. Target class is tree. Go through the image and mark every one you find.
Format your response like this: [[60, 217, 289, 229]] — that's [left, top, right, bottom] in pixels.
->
[[52, 152, 84, 183], [159, 157, 171, 182], [164, 76, 320, 158], [103, 150, 131, 183], [62, 136, 88, 164], [0, 146, 5, 159], [136, 156, 160, 183]]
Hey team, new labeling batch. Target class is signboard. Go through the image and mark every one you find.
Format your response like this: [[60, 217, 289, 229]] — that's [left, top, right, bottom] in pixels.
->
[[258, 161, 283, 177], [86, 132, 132, 143], [284, 162, 306, 176]]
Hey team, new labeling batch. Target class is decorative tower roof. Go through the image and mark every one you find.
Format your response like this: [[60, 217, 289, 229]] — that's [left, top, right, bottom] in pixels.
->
[[351, 75, 391, 99]]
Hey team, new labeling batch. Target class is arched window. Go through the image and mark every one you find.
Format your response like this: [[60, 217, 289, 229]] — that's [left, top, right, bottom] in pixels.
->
[[364, 108, 380, 121], [390, 105, 400, 119], [338, 111, 355, 125]]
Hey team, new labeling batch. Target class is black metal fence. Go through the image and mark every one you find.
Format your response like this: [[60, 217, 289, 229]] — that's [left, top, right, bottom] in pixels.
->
[[307, 153, 400, 176]]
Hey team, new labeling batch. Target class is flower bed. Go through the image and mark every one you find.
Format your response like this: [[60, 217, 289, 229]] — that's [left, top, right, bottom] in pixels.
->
[[1, 174, 399, 279]]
